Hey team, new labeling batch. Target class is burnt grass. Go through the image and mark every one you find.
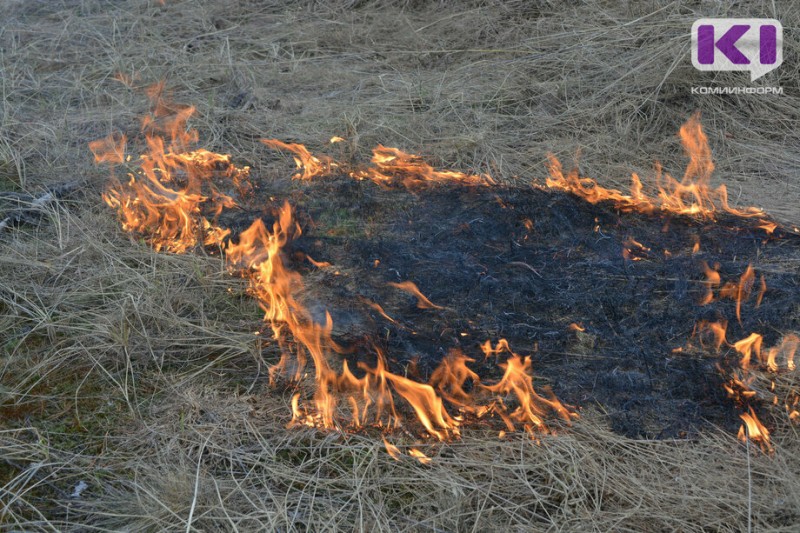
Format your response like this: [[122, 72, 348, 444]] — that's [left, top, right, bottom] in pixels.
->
[[220, 175, 800, 439]]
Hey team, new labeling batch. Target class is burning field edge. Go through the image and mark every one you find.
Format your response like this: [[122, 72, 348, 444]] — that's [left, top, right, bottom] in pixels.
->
[[86, 84, 800, 453]]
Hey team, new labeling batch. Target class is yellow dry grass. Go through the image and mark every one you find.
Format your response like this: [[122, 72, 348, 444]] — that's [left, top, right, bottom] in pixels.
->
[[1, 1, 799, 531]]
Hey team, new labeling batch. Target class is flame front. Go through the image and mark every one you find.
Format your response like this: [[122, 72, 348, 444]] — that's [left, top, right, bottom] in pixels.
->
[[95, 90, 797, 457], [544, 113, 770, 228]]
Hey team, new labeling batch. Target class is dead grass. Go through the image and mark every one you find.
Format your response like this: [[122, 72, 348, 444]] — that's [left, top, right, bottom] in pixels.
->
[[1, 0, 799, 530]]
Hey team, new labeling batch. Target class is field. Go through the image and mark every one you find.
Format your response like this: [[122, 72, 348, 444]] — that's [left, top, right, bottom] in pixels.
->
[[1, 1, 799, 531]]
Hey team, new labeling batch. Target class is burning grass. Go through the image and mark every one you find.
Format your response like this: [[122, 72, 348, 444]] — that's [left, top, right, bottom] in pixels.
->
[[2, 0, 800, 530]]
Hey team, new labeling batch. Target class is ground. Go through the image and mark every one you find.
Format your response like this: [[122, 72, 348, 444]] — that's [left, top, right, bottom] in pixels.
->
[[1, 1, 799, 531]]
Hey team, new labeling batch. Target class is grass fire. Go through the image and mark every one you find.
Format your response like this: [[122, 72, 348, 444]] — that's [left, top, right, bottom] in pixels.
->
[[1, 1, 799, 530]]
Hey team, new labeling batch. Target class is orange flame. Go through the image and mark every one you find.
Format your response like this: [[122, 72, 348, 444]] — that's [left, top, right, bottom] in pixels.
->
[[692, 320, 728, 352], [260, 139, 335, 180], [699, 263, 760, 323], [429, 349, 480, 407], [112, 90, 800, 452], [354, 146, 495, 188], [765, 334, 798, 373], [480, 338, 512, 360], [756, 275, 767, 308], [691, 235, 701, 254], [408, 448, 432, 465], [622, 237, 650, 261], [544, 113, 771, 228], [388, 281, 444, 310], [483, 355, 575, 434], [383, 438, 402, 461], [89, 133, 127, 164], [223, 203, 574, 439], [96, 85, 247, 253], [699, 261, 721, 306], [738, 407, 772, 453], [262, 139, 494, 188], [735, 265, 755, 324], [733, 333, 763, 371]]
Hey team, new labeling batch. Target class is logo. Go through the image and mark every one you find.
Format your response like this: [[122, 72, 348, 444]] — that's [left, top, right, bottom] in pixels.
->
[[691, 19, 782, 81]]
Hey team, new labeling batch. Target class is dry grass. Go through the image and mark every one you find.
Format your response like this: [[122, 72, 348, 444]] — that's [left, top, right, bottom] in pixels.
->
[[1, 0, 799, 531]]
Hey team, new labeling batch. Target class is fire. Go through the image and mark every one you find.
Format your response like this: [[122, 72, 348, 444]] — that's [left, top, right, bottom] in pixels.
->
[[88, 133, 126, 164], [429, 349, 481, 407], [756, 274, 767, 308], [692, 320, 728, 352], [738, 408, 772, 453], [408, 448, 432, 465], [354, 145, 495, 188], [261, 139, 494, 188], [360, 297, 398, 324], [483, 355, 574, 433], [544, 113, 772, 229], [765, 334, 798, 373], [388, 281, 444, 310], [95, 87, 796, 458], [383, 438, 402, 461], [222, 202, 573, 440], [96, 84, 248, 253], [733, 333, 763, 371], [699, 263, 761, 323], [260, 139, 335, 180], [717, 331, 800, 451], [699, 261, 721, 306], [479, 338, 513, 361], [622, 237, 650, 261]]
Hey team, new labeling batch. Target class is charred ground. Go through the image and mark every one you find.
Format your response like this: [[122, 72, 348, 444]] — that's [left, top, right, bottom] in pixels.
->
[[218, 173, 800, 439]]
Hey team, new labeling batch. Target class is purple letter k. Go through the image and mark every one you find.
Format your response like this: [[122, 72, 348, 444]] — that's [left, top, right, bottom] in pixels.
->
[[697, 24, 751, 65]]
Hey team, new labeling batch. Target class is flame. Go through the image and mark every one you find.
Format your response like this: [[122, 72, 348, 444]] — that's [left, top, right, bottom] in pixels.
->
[[99, 89, 796, 455], [622, 237, 650, 261], [691, 235, 701, 254], [699, 263, 759, 323], [382, 368, 458, 440], [306, 255, 332, 268], [260, 139, 335, 180], [408, 448, 432, 465], [544, 113, 772, 228], [692, 320, 728, 352], [756, 275, 767, 308], [388, 281, 444, 310], [223, 203, 573, 439], [429, 349, 481, 407], [765, 334, 798, 373], [699, 261, 721, 306], [483, 355, 575, 433], [262, 139, 494, 188], [719, 332, 800, 453], [733, 333, 763, 371], [383, 438, 402, 461], [96, 85, 247, 253], [89, 133, 127, 164], [480, 338, 512, 360], [738, 407, 772, 453], [360, 297, 398, 324], [354, 145, 494, 188], [735, 265, 755, 324]]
